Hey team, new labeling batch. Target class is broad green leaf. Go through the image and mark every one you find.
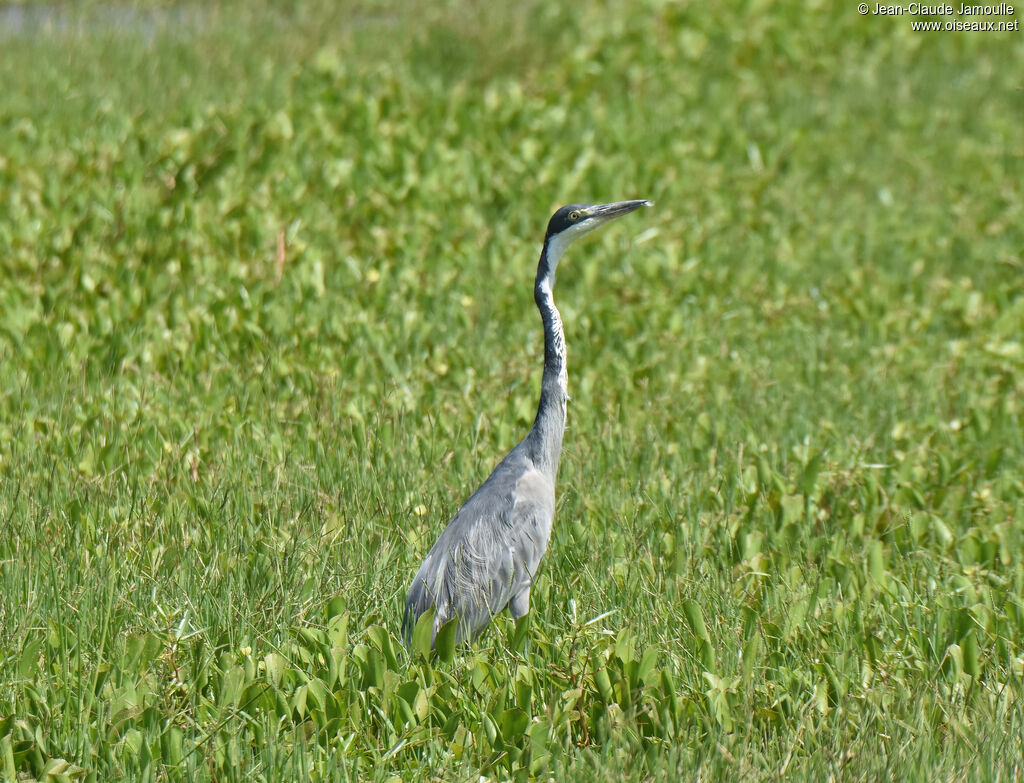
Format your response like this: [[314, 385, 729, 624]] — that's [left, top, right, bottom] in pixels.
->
[[514, 677, 532, 710], [160, 727, 184, 768], [263, 653, 286, 689], [962, 631, 980, 677], [593, 658, 614, 704], [614, 629, 635, 664], [741, 632, 761, 684], [510, 613, 531, 652], [366, 625, 399, 669], [410, 609, 435, 661], [797, 450, 825, 497], [683, 600, 710, 643], [434, 617, 458, 664], [637, 646, 659, 686], [219, 665, 246, 709], [292, 684, 308, 719], [499, 707, 528, 738], [942, 643, 964, 681], [327, 611, 349, 648], [868, 540, 886, 585]]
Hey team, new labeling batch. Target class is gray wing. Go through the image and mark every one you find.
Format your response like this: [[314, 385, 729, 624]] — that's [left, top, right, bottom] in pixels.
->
[[403, 450, 554, 646]]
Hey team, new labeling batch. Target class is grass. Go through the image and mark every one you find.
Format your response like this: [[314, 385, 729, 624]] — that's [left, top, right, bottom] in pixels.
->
[[1, 0, 1023, 780]]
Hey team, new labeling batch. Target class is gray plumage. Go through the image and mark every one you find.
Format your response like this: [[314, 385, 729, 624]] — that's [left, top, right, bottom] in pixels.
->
[[403, 200, 650, 647]]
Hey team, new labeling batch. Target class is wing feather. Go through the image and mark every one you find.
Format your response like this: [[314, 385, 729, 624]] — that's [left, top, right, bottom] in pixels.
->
[[402, 451, 555, 646]]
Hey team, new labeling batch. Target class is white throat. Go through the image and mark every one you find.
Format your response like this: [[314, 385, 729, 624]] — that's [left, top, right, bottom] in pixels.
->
[[544, 219, 596, 282]]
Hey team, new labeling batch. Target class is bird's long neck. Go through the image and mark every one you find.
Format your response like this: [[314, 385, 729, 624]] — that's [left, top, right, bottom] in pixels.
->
[[526, 237, 568, 477]]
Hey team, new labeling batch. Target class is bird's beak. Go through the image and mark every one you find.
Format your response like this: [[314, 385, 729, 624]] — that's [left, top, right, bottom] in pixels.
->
[[585, 199, 652, 224]]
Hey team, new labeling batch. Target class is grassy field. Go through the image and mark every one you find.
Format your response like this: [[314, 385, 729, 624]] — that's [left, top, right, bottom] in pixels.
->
[[2, 1, 1023, 780]]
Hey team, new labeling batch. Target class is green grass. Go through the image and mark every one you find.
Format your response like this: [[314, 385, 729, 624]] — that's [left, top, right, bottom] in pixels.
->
[[2, 1, 1023, 779]]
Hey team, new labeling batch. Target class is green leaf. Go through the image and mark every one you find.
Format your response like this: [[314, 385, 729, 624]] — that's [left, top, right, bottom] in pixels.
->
[[327, 612, 349, 649], [219, 665, 246, 709], [682, 600, 716, 670], [263, 653, 286, 689], [593, 657, 614, 704], [514, 677, 532, 710], [361, 649, 386, 690], [962, 631, 980, 677], [434, 616, 458, 664], [302, 676, 323, 709], [510, 613, 531, 652], [637, 646, 659, 686], [482, 713, 500, 749], [410, 608, 435, 660], [683, 600, 710, 643], [366, 625, 399, 669], [1, 733, 16, 777], [660, 668, 679, 720], [296, 627, 326, 653], [325, 597, 347, 622], [741, 632, 761, 684], [942, 643, 964, 681], [18, 639, 42, 680], [292, 684, 308, 719], [868, 540, 886, 585], [160, 727, 184, 768], [614, 628, 635, 663], [499, 707, 529, 738], [798, 450, 825, 497], [528, 720, 551, 773]]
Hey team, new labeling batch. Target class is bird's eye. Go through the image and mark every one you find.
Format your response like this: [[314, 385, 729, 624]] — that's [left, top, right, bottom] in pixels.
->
[[569, 210, 581, 222]]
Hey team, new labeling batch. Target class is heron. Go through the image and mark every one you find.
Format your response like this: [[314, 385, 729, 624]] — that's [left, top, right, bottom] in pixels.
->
[[402, 199, 651, 647]]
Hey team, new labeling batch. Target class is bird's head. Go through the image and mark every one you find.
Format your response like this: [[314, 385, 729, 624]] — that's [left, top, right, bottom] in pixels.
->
[[545, 200, 651, 243], [540, 199, 651, 280]]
